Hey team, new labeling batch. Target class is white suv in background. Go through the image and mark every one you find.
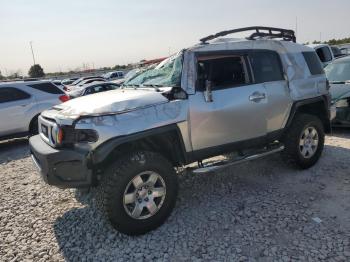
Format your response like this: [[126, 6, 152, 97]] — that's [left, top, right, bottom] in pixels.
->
[[0, 81, 68, 141], [308, 44, 335, 67]]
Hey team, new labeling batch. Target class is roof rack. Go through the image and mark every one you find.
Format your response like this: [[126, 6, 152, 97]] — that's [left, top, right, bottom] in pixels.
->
[[200, 26, 296, 44]]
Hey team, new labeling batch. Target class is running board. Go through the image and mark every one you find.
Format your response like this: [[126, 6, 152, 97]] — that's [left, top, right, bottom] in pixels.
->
[[192, 145, 284, 174]]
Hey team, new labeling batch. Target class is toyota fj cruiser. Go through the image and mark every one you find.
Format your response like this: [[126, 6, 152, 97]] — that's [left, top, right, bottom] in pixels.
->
[[29, 27, 335, 235]]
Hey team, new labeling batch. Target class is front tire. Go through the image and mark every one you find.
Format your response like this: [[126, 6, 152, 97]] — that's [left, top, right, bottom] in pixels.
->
[[282, 114, 325, 169], [98, 151, 178, 235]]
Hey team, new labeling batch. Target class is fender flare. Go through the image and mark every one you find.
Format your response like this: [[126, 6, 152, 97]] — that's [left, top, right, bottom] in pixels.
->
[[285, 95, 331, 133], [89, 124, 189, 166]]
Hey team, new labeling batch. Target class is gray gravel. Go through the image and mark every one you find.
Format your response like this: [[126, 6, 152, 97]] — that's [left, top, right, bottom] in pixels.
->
[[1, 130, 350, 261]]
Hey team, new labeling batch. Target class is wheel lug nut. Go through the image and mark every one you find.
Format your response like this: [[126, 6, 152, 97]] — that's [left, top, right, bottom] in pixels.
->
[[148, 190, 152, 195], [145, 197, 149, 202], [138, 198, 142, 203]]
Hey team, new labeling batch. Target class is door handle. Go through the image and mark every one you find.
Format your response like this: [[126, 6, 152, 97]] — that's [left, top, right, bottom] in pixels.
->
[[249, 92, 266, 102]]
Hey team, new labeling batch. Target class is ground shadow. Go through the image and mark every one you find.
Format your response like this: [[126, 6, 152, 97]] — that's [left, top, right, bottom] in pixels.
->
[[0, 138, 29, 164], [331, 127, 350, 139]]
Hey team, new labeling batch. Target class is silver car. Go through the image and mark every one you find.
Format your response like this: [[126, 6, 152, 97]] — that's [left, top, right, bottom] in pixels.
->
[[30, 26, 334, 235], [67, 82, 120, 99], [0, 81, 67, 140]]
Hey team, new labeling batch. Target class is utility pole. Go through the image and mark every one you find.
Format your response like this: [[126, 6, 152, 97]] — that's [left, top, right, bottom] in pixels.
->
[[295, 16, 298, 39], [29, 41, 36, 66]]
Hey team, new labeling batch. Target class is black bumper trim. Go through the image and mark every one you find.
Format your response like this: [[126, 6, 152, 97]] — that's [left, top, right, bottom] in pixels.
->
[[29, 135, 93, 188]]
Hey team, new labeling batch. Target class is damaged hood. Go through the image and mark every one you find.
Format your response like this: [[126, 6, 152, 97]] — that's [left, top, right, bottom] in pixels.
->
[[51, 88, 168, 119]]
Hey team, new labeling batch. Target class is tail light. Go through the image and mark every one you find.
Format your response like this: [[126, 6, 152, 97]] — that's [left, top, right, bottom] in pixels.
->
[[59, 95, 70, 102]]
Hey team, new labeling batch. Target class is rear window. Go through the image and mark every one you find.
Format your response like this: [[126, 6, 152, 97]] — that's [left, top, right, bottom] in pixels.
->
[[302, 52, 325, 75], [249, 51, 284, 83], [28, 82, 64, 94]]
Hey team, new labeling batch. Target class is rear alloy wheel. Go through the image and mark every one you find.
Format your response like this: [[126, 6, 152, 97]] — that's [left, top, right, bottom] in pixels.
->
[[282, 114, 324, 169], [299, 126, 319, 159], [98, 151, 178, 235]]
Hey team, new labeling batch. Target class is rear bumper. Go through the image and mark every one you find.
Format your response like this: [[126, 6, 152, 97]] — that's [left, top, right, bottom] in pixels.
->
[[29, 135, 93, 188]]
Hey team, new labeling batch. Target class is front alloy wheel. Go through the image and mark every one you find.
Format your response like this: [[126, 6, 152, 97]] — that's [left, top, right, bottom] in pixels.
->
[[123, 171, 166, 219], [98, 151, 178, 235]]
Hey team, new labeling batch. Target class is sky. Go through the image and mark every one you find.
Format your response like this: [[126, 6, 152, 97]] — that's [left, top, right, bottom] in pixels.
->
[[1, 0, 350, 75]]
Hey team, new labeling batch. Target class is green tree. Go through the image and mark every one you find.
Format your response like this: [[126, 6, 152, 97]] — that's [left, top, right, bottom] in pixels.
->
[[28, 64, 45, 78], [0, 70, 4, 80]]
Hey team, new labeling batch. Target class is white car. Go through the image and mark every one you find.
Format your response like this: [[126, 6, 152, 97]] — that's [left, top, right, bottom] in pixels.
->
[[308, 44, 335, 67], [67, 82, 120, 99], [102, 71, 124, 81], [0, 81, 69, 140]]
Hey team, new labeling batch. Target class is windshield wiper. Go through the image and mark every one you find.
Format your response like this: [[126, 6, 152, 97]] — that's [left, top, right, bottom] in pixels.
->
[[142, 84, 163, 91]]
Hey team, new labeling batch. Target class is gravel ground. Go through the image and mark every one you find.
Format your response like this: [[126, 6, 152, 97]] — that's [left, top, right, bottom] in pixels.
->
[[0, 130, 350, 262]]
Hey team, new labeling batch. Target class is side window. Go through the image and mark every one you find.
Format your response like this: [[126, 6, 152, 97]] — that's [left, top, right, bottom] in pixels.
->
[[302, 52, 324, 75], [322, 47, 332, 62], [28, 82, 64, 94], [197, 55, 249, 91], [249, 51, 284, 83], [0, 87, 30, 103], [106, 84, 119, 90], [316, 48, 326, 62], [85, 85, 106, 95]]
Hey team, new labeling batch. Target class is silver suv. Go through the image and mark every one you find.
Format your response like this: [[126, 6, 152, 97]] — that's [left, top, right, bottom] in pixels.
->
[[29, 27, 335, 235]]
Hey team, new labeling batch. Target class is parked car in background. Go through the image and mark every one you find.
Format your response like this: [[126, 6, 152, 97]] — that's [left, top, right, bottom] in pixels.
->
[[102, 71, 124, 81], [111, 69, 141, 85], [325, 56, 350, 126], [0, 81, 69, 140], [331, 46, 346, 58], [308, 44, 335, 67], [61, 77, 79, 86], [63, 76, 105, 91], [64, 77, 106, 91], [338, 44, 350, 56], [67, 82, 120, 99]]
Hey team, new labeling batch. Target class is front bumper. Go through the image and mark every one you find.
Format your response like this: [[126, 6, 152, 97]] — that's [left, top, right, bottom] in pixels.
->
[[29, 135, 93, 188]]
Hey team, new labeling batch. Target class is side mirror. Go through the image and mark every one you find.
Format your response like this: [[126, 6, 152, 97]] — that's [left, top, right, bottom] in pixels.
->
[[204, 80, 213, 102]]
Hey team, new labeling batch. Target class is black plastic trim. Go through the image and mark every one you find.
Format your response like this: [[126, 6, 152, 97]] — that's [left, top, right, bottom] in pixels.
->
[[91, 124, 189, 166]]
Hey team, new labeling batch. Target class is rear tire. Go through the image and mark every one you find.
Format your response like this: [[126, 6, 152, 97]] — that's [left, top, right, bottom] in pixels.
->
[[97, 151, 178, 235], [282, 114, 324, 169]]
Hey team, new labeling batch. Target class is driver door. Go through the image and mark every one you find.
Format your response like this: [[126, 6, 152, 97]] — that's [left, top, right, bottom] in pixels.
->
[[188, 53, 268, 156]]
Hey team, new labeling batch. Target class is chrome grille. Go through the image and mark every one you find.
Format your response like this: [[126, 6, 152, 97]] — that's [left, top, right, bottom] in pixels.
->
[[38, 115, 57, 147]]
